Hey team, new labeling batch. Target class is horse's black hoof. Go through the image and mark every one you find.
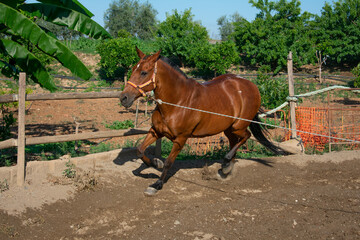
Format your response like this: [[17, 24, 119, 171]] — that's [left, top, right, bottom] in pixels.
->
[[217, 169, 232, 180], [221, 161, 234, 175], [153, 158, 164, 169], [144, 187, 158, 196]]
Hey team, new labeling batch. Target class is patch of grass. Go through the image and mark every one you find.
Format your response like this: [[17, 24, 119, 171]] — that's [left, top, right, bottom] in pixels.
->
[[262, 118, 281, 129], [63, 160, 76, 178], [25, 141, 87, 161], [0, 148, 17, 167], [104, 120, 134, 130], [89, 142, 120, 154], [160, 139, 276, 161]]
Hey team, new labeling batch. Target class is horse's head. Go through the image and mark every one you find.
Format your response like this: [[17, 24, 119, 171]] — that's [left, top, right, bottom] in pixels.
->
[[120, 47, 161, 108]]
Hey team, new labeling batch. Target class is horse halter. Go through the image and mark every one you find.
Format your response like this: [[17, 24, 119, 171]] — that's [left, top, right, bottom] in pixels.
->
[[127, 62, 157, 97]]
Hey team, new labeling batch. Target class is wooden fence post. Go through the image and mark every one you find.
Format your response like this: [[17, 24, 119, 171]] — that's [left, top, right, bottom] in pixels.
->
[[135, 99, 140, 128], [17, 72, 26, 186], [287, 52, 297, 139]]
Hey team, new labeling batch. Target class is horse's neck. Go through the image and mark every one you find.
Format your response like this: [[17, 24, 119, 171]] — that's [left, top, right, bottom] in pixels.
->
[[155, 60, 192, 103]]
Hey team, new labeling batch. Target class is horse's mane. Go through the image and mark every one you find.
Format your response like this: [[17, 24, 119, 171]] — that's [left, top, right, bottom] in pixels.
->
[[144, 54, 188, 79], [161, 56, 188, 79]]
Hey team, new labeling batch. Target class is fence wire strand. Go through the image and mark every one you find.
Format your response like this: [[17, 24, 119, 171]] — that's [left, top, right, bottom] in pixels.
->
[[154, 99, 360, 145]]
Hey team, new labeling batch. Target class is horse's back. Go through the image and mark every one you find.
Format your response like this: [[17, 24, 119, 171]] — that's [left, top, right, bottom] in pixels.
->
[[200, 74, 260, 102]]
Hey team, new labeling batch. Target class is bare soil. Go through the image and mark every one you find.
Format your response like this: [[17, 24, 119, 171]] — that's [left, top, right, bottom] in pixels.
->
[[0, 150, 359, 239]]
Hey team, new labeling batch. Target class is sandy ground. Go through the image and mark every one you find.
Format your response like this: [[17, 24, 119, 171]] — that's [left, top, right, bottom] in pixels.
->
[[0, 149, 359, 239]]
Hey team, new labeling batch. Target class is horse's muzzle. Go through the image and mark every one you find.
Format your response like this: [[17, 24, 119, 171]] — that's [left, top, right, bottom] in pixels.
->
[[120, 92, 135, 108]]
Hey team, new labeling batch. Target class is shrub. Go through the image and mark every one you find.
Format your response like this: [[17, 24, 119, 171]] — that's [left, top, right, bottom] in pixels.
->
[[69, 37, 101, 53], [351, 63, 360, 88], [96, 37, 138, 80], [192, 41, 239, 77], [89, 142, 119, 154], [254, 70, 288, 110], [104, 120, 134, 130]]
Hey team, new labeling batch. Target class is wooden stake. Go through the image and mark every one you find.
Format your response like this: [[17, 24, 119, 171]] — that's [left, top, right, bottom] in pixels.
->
[[287, 52, 297, 139], [135, 99, 140, 128], [17, 73, 26, 186]]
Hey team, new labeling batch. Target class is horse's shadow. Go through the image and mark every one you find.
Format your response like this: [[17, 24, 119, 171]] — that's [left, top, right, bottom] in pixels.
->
[[113, 147, 274, 183]]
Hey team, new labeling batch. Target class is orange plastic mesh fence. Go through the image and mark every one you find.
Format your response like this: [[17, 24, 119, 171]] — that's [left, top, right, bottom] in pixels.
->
[[295, 106, 360, 151]]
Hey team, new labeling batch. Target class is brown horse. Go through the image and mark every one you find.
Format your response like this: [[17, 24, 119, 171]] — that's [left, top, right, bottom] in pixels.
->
[[120, 48, 288, 196]]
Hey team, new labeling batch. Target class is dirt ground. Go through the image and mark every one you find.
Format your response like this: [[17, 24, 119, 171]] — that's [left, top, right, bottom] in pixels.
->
[[0, 150, 359, 240]]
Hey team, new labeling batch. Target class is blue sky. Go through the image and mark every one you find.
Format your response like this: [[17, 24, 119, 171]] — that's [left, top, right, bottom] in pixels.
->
[[31, 0, 331, 39]]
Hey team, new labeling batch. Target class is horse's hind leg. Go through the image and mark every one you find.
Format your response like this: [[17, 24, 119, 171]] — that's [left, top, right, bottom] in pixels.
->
[[221, 129, 251, 175], [137, 127, 164, 169]]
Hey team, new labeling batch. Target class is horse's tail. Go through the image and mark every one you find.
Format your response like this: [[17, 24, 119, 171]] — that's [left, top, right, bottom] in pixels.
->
[[249, 112, 291, 155]]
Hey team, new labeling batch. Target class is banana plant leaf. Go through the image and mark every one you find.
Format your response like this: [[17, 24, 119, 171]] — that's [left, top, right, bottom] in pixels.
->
[[0, 0, 25, 9], [37, 0, 94, 18], [0, 39, 57, 91], [0, 60, 18, 78], [20, 3, 111, 39], [0, 2, 92, 80]]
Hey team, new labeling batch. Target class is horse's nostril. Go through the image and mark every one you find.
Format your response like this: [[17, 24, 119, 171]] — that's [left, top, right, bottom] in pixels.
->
[[120, 95, 128, 103]]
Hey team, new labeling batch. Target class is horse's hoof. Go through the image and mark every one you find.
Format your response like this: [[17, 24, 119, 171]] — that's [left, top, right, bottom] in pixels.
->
[[221, 161, 234, 175], [153, 158, 164, 169], [144, 187, 158, 196], [217, 169, 231, 180]]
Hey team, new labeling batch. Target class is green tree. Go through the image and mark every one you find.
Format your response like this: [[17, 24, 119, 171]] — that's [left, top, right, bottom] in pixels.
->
[[351, 63, 360, 87], [232, 0, 315, 73], [37, 19, 82, 44], [312, 0, 360, 66], [156, 9, 209, 67], [96, 33, 138, 80], [192, 41, 239, 77], [104, 0, 158, 39], [217, 12, 246, 41], [0, 0, 111, 91]]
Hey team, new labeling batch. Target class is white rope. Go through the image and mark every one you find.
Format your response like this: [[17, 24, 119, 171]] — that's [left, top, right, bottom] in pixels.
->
[[261, 85, 359, 117], [259, 102, 288, 117], [154, 99, 360, 144]]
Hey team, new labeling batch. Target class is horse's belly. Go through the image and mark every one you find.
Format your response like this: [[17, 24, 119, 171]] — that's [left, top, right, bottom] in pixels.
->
[[190, 117, 233, 138]]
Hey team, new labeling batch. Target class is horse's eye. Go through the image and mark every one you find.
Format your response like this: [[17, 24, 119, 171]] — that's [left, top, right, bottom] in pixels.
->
[[141, 71, 147, 76]]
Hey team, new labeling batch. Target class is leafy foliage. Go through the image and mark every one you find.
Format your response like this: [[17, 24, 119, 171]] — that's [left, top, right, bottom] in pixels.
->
[[96, 35, 138, 80], [156, 9, 209, 67], [0, 0, 110, 91], [69, 37, 101, 53], [104, 120, 134, 130], [312, 0, 360, 66], [25, 141, 86, 160], [0, 112, 16, 141], [351, 63, 360, 87], [232, 0, 315, 73], [20, 3, 111, 39], [254, 70, 288, 109], [89, 142, 120, 154], [63, 160, 76, 178], [191, 41, 239, 77], [104, 0, 157, 39], [217, 12, 245, 41]]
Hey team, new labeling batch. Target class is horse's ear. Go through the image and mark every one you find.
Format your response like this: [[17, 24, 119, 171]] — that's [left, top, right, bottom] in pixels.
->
[[153, 50, 161, 61], [136, 47, 145, 58]]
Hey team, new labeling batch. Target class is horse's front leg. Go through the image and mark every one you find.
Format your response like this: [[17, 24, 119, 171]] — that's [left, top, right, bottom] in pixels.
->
[[144, 136, 187, 196], [137, 127, 164, 169]]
